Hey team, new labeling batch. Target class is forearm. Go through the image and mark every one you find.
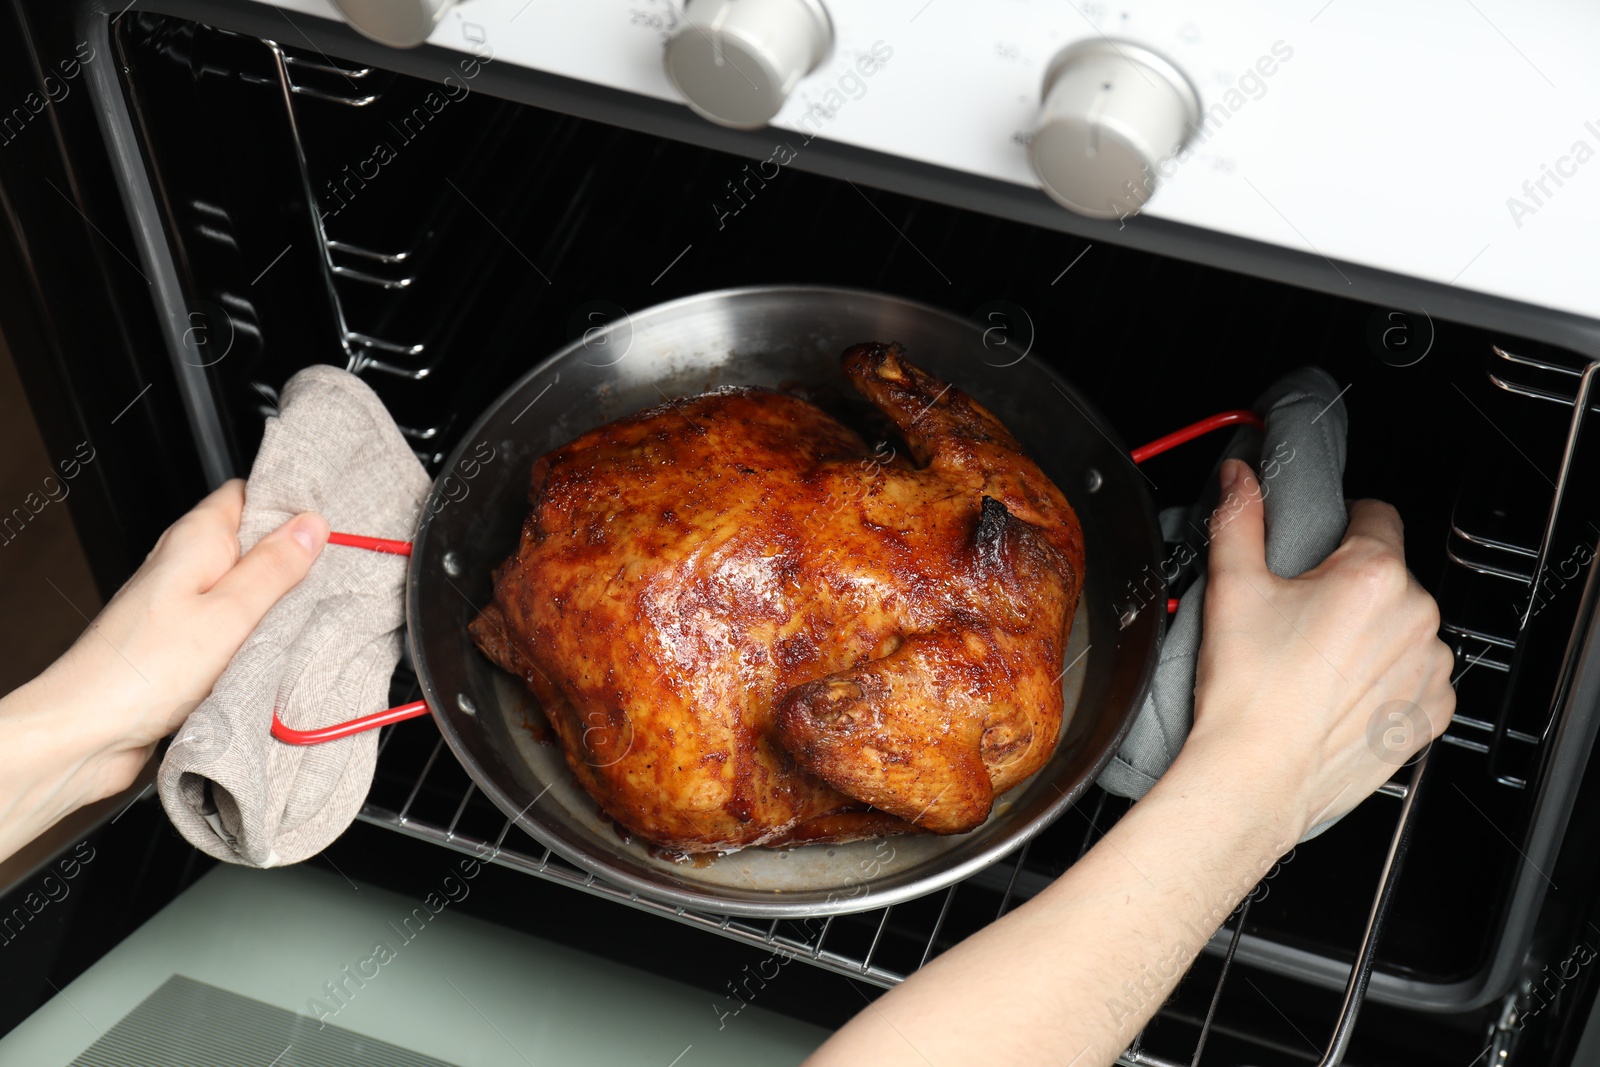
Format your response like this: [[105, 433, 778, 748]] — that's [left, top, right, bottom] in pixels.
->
[[806, 751, 1299, 1067], [0, 667, 146, 862]]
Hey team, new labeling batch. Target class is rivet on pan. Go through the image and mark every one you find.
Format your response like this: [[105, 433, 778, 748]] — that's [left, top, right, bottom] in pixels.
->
[[457, 693, 477, 716], [443, 550, 463, 577], [1085, 468, 1103, 493]]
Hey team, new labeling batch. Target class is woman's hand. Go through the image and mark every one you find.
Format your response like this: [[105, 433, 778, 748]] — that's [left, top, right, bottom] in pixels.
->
[[1180, 457, 1457, 838], [0, 481, 327, 857]]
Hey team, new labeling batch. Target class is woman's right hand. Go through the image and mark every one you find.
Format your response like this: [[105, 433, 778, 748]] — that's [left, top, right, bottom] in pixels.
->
[[1177, 457, 1456, 838]]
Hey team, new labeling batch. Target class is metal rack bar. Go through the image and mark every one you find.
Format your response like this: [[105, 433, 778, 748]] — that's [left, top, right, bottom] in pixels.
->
[[1119, 1051, 1188, 1067], [375, 720, 399, 758], [280, 46, 381, 105], [395, 734, 444, 824], [1454, 716, 1535, 742], [444, 782, 476, 839], [1442, 623, 1517, 650], [263, 39, 369, 375], [1444, 543, 1533, 584], [1077, 789, 1110, 854], [330, 263, 416, 289], [996, 841, 1033, 919], [1456, 644, 1512, 674], [282, 53, 375, 78], [1314, 748, 1431, 1066], [1488, 345, 1600, 410], [1489, 361, 1600, 772], [918, 887, 956, 969], [286, 82, 379, 107], [862, 908, 893, 974], [264, 39, 473, 392], [347, 331, 426, 358], [1451, 525, 1540, 559], [327, 238, 412, 263], [1189, 894, 1252, 1067], [266, 39, 550, 414]]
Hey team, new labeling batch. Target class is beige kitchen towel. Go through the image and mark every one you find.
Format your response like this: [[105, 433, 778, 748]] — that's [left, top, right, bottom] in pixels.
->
[[157, 365, 431, 866]]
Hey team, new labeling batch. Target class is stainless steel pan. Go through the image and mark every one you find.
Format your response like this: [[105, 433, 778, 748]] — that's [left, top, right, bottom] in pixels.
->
[[396, 285, 1164, 918]]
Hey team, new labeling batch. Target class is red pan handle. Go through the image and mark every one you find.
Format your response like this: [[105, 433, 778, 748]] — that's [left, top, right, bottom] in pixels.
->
[[327, 531, 413, 555], [271, 700, 431, 745], [267, 531, 423, 745], [1131, 409, 1263, 464], [1138, 409, 1266, 620]]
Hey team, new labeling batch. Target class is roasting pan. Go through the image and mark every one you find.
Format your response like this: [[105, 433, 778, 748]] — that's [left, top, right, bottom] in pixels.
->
[[356, 286, 1165, 917]]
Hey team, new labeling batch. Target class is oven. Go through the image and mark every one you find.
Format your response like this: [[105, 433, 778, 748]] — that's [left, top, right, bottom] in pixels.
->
[[3, 1, 1600, 1065]]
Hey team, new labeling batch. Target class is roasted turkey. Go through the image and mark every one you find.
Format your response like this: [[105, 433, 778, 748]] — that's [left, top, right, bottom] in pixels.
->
[[469, 343, 1085, 853]]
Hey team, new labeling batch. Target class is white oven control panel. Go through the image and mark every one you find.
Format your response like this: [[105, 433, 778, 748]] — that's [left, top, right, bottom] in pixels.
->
[[256, 0, 1600, 324]]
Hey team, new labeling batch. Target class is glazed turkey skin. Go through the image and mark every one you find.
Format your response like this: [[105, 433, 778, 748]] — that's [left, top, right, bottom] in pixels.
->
[[469, 343, 1086, 853]]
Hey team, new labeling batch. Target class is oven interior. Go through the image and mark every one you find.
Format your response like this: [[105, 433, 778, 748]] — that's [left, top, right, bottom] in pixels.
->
[[76, 12, 1600, 1066]]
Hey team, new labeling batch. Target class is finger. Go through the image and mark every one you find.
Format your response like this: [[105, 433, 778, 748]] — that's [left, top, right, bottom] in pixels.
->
[[1206, 459, 1268, 586], [178, 479, 247, 539], [144, 480, 249, 590], [157, 480, 246, 558], [193, 478, 247, 525], [1423, 638, 1457, 739], [1373, 637, 1455, 762], [208, 511, 330, 633], [1342, 499, 1405, 556]]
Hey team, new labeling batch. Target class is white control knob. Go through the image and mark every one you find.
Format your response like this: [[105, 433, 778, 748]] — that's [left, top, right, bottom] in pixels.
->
[[664, 0, 833, 130], [1029, 39, 1201, 220], [329, 0, 454, 49]]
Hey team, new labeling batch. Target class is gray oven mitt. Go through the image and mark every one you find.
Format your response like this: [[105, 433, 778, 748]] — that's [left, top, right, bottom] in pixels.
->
[[1095, 367, 1351, 841], [157, 365, 430, 867]]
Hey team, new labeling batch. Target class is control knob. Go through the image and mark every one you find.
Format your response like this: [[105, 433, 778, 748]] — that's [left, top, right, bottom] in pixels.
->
[[664, 0, 833, 130], [329, 0, 454, 50], [1029, 39, 1201, 220]]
